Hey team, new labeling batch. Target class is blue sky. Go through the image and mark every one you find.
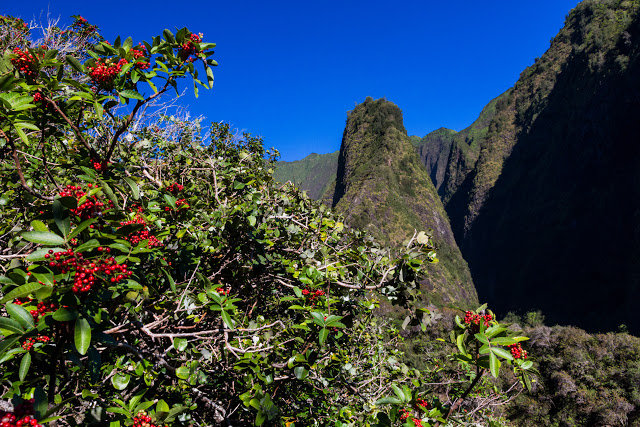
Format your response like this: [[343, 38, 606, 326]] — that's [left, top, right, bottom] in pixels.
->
[[5, 0, 580, 161]]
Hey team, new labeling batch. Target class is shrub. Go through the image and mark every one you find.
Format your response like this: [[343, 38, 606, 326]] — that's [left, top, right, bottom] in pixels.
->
[[0, 15, 536, 426]]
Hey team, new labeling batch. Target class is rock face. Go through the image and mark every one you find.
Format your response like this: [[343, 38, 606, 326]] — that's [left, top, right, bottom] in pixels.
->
[[443, 0, 640, 333], [416, 91, 509, 206], [330, 97, 477, 306]]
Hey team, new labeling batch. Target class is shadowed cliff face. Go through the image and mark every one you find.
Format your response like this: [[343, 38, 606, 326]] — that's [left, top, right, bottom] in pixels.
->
[[449, 0, 640, 333], [331, 97, 477, 306], [416, 91, 510, 206]]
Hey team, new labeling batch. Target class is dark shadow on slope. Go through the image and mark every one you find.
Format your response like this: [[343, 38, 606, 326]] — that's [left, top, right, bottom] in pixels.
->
[[466, 10, 640, 334]]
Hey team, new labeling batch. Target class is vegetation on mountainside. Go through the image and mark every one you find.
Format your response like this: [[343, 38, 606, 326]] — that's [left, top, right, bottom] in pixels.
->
[[330, 97, 477, 307], [0, 14, 539, 427], [273, 151, 338, 201], [415, 90, 509, 206], [444, 0, 640, 333], [505, 321, 640, 426]]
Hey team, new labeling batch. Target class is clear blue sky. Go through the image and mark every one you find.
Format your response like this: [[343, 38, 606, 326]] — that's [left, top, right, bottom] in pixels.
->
[[5, 0, 580, 161]]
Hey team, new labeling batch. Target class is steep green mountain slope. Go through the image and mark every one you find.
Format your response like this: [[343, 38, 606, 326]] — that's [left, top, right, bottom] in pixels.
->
[[415, 91, 509, 205], [331, 97, 477, 306], [273, 151, 339, 200], [447, 0, 640, 333]]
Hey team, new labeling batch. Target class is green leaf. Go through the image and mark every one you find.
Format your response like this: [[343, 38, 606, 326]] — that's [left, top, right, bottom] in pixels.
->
[[123, 37, 133, 51], [111, 373, 131, 390], [123, 177, 140, 200], [319, 327, 328, 345], [99, 180, 120, 210], [0, 335, 19, 356], [74, 317, 91, 355], [475, 303, 488, 313], [162, 269, 176, 293], [490, 346, 514, 360], [221, 310, 233, 330], [0, 283, 44, 304], [310, 311, 326, 327], [391, 384, 405, 401], [375, 397, 403, 405], [53, 200, 71, 238], [293, 366, 309, 380], [163, 29, 175, 43], [52, 307, 78, 322], [485, 326, 507, 339], [474, 333, 489, 345], [6, 303, 34, 329], [456, 333, 467, 356], [13, 125, 29, 143], [66, 55, 84, 73], [156, 399, 170, 413], [173, 337, 187, 352], [19, 352, 31, 380], [33, 386, 47, 420], [75, 239, 101, 253], [21, 231, 65, 246], [27, 248, 64, 262], [30, 220, 48, 232], [205, 65, 214, 88], [521, 360, 533, 370], [32, 271, 54, 286], [119, 90, 144, 101], [67, 218, 98, 241], [0, 317, 24, 335], [176, 366, 189, 380], [490, 337, 519, 346], [489, 351, 501, 378]]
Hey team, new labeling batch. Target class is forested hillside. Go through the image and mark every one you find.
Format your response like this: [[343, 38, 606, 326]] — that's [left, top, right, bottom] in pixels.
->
[[329, 98, 477, 306], [444, 0, 640, 333]]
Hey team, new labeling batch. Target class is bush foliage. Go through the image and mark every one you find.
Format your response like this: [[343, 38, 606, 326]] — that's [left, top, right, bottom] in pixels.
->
[[0, 15, 536, 426]]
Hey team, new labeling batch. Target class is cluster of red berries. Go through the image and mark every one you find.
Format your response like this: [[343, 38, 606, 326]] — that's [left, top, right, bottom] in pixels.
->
[[301, 289, 325, 304], [132, 412, 167, 427], [399, 409, 411, 421], [165, 182, 184, 193], [27, 301, 57, 323], [0, 400, 43, 427], [178, 33, 202, 61], [91, 160, 109, 172], [508, 343, 528, 360], [216, 288, 231, 295], [44, 248, 132, 293], [164, 198, 189, 211], [412, 419, 423, 427], [13, 298, 56, 348], [464, 311, 493, 332], [119, 215, 162, 248], [10, 47, 41, 78], [131, 44, 149, 70], [32, 92, 43, 103], [58, 184, 113, 221], [1, 15, 29, 33], [21, 335, 51, 351], [416, 398, 430, 409], [87, 57, 128, 89], [70, 16, 98, 38]]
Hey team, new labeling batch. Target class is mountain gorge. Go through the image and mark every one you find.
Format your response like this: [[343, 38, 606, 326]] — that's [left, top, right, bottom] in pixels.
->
[[275, 0, 640, 334], [447, 0, 640, 333]]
